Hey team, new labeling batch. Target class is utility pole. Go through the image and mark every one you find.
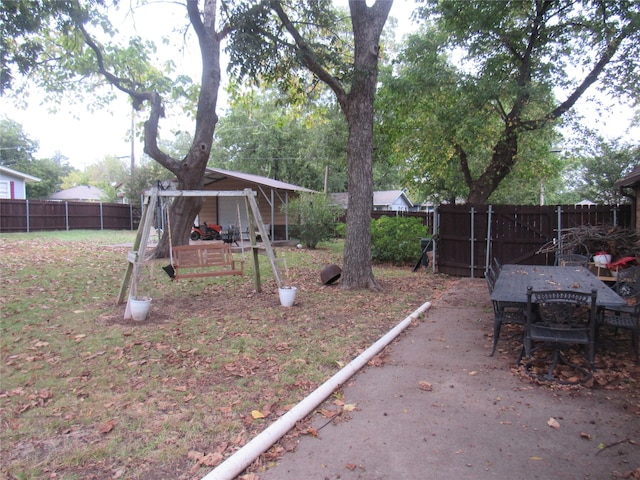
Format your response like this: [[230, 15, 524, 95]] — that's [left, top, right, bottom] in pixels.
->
[[130, 107, 136, 175]]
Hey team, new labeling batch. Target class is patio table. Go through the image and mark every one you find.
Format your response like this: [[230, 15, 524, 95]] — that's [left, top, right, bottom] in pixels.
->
[[490, 264, 626, 308]]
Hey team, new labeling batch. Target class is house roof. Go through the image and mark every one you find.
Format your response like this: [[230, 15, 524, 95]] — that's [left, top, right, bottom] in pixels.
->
[[0, 166, 41, 183], [330, 190, 415, 209], [203, 168, 316, 193], [616, 165, 640, 189], [373, 190, 414, 208], [49, 185, 106, 201]]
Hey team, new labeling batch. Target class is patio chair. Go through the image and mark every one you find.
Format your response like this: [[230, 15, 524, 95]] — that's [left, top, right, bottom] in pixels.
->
[[485, 264, 498, 293], [523, 287, 598, 384], [611, 265, 640, 298], [487, 265, 526, 356], [555, 253, 589, 268], [490, 298, 526, 357], [492, 257, 502, 273], [597, 266, 640, 363]]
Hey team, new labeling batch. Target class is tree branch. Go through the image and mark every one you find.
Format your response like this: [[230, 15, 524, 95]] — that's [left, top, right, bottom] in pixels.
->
[[456, 143, 473, 187], [270, 0, 347, 106], [76, 19, 179, 173], [545, 29, 626, 121]]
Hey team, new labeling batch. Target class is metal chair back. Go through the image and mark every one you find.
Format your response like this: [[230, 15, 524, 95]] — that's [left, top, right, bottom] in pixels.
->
[[525, 287, 598, 367]]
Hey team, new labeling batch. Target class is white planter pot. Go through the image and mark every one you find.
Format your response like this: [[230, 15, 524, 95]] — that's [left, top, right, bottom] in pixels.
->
[[129, 297, 152, 321], [593, 253, 611, 267], [278, 286, 297, 307]]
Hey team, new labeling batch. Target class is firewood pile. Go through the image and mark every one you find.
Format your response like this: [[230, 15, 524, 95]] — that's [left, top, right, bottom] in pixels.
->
[[537, 225, 640, 260]]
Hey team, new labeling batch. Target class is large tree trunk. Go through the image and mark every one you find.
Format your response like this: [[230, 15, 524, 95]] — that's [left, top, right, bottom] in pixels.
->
[[269, 0, 391, 289], [342, 92, 379, 290], [149, 0, 222, 258], [339, 0, 391, 290]]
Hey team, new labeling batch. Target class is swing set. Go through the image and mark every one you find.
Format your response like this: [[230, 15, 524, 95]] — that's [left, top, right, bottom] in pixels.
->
[[118, 187, 283, 316]]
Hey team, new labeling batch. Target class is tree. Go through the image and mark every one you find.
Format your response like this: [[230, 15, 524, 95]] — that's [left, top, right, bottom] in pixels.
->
[[286, 192, 342, 249], [210, 88, 349, 192], [404, 0, 640, 204], [377, 30, 563, 205], [1, 1, 239, 257], [0, 117, 73, 198], [23, 157, 74, 199], [0, 0, 79, 93], [61, 155, 130, 202], [566, 137, 639, 205], [0, 117, 39, 167], [227, 0, 394, 289]]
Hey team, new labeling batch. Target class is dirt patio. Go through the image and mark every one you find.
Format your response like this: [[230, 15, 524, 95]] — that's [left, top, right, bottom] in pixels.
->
[[254, 277, 640, 480]]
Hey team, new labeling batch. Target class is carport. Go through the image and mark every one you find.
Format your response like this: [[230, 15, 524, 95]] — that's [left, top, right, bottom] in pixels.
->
[[197, 167, 315, 241]]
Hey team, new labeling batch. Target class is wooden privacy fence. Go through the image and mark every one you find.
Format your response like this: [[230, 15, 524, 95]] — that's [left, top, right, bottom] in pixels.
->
[[435, 204, 632, 277], [0, 199, 140, 232]]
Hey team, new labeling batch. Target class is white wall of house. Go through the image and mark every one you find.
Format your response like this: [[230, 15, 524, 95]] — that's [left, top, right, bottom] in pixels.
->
[[0, 166, 41, 199], [0, 170, 26, 199]]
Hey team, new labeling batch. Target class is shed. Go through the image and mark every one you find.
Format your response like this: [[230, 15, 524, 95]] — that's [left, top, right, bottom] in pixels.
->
[[0, 166, 41, 199], [196, 168, 316, 241], [616, 165, 640, 231]]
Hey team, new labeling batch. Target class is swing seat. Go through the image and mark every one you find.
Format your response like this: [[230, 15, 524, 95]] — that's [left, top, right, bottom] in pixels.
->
[[172, 244, 244, 280]]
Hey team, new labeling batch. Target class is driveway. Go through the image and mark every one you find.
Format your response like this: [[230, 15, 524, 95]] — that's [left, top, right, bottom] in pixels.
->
[[259, 277, 640, 480]]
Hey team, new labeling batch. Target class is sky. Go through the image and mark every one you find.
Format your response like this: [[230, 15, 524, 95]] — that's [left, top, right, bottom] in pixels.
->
[[1, 1, 638, 171]]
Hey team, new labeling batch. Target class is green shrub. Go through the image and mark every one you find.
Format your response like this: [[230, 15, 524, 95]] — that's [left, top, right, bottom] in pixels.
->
[[371, 216, 427, 265], [334, 222, 346, 238], [285, 193, 343, 249]]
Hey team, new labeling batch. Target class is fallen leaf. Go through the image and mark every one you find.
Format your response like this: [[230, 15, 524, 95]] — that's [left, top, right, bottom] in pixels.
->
[[342, 403, 357, 412], [419, 381, 433, 391], [547, 418, 560, 429], [346, 463, 356, 471], [38, 389, 53, 400], [239, 473, 260, 480], [98, 419, 116, 434], [529, 456, 543, 461], [580, 432, 592, 440], [319, 408, 338, 418], [112, 467, 126, 479], [201, 452, 223, 467], [251, 410, 265, 419], [468, 371, 478, 376], [188, 451, 204, 463]]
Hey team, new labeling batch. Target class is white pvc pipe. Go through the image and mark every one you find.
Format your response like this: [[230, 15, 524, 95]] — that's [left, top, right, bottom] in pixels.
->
[[201, 300, 433, 480]]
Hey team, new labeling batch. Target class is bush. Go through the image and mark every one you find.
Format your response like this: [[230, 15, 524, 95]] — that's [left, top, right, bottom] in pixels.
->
[[371, 216, 427, 265], [285, 193, 343, 249], [335, 222, 346, 238]]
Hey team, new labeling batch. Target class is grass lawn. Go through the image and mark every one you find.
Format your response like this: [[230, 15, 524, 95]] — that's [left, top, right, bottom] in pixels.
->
[[0, 230, 452, 479]]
